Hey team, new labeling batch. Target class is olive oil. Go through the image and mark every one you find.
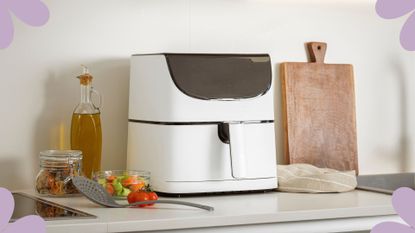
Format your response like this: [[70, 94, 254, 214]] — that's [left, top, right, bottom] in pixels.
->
[[70, 65, 102, 178], [71, 113, 102, 178]]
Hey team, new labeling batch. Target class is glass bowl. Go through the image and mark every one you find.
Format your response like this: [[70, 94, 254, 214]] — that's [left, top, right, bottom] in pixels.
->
[[93, 170, 150, 199]]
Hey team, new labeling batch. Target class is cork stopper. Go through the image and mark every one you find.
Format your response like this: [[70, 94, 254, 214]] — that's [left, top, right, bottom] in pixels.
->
[[77, 65, 93, 85]]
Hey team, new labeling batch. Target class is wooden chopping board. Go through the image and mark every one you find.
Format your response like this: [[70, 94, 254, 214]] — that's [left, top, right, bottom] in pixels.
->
[[280, 42, 358, 173]]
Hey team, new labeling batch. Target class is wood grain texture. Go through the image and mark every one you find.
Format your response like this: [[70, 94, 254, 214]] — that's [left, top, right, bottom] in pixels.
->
[[280, 42, 358, 173]]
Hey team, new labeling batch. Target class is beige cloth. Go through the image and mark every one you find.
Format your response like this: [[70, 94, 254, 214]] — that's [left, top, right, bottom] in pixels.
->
[[277, 163, 357, 193]]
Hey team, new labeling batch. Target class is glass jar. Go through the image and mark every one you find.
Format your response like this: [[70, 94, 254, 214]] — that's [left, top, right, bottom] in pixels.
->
[[35, 150, 83, 196]]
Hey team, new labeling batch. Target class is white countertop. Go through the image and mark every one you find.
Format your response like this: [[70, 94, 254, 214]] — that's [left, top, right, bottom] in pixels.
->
[[21, 189, 400, 233]]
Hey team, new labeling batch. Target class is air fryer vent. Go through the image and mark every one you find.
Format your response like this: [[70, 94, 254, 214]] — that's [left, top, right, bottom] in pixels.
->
[[165, 54, 272, 100]]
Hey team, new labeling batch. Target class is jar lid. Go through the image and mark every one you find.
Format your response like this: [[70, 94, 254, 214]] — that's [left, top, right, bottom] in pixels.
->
[[39, 150, 82, 168]]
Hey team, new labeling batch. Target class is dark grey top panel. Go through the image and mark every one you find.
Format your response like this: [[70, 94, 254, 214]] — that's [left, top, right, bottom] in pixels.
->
[[163, 54, 272, 100]]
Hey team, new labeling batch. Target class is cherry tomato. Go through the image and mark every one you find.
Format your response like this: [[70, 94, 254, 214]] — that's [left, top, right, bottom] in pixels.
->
[[129, 182, 145, 192], [147, 192, 158, 206], [122, 176, 136, 187], [105, 184, 114, 196], [106, 175, 116, 182], [127, 191, 149, 207]]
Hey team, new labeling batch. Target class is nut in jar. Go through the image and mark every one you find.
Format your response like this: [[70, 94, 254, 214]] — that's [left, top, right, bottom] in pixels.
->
[[35, 150, 83, 196]]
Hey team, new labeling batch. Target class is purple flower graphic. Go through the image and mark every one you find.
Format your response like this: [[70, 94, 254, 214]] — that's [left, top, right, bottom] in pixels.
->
[[0, 188, 45, 233], [371, 187, 415, 233], [0, 0, 49, 49], [376, 0, 415, 50]]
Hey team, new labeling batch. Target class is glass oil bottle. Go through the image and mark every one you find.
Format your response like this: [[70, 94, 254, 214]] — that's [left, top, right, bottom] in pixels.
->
[[71, 66, 102, 178]]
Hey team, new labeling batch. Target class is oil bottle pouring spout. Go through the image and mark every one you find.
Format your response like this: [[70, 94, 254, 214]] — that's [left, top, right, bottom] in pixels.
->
[[77, 64, 93, 85]]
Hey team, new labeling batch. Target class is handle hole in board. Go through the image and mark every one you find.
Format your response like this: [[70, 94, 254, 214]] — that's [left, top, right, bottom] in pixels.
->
[[317, 46, 321, 50]]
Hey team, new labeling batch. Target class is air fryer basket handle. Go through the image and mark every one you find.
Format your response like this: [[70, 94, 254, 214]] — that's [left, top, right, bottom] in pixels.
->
[[229, 123, 246, 179]]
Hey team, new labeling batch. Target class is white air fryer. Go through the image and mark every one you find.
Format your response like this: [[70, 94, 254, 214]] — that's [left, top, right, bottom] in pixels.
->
[[127, 53, 277, 194]]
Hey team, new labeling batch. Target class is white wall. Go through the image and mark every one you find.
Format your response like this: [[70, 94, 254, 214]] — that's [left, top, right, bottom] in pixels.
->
[[0, 0, 413, 189]]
